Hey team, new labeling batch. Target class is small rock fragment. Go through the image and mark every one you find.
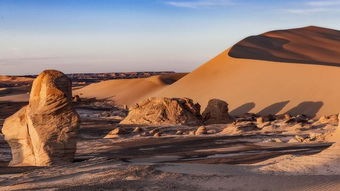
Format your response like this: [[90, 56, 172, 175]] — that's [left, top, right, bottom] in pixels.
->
[[133, 127, 143, 133], [256, 117, 264, 124], [195, 126, 207, 135], [207, 129, 217, 134], [153, 132, 161, 137], [149, 129, 159, 135]]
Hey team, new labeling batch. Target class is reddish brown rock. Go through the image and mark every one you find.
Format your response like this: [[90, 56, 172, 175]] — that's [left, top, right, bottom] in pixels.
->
[[202, 99, 233, 124]]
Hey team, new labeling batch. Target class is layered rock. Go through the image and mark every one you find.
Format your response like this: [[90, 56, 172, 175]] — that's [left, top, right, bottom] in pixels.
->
[[2, 70, 80, 166], [120, 97, 201, 126], [202, 99, 233, 124]]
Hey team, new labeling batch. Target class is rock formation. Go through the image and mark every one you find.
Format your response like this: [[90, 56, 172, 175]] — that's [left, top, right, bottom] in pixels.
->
[[120, 97, 201, 126], [202, 99, 233, 124], [2, 70, 80, 166]]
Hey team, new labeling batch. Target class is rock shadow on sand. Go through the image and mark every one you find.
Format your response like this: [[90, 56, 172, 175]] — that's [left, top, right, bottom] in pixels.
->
[[257, 101, 290, 116], [286, 101, 323, 118], [230, 102, 255, 116]]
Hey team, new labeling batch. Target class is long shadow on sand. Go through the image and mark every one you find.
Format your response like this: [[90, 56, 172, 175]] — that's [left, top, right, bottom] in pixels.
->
[[257, 101, 290, 116], [286, 101, 323, 118], [230, 102, 255, 116]]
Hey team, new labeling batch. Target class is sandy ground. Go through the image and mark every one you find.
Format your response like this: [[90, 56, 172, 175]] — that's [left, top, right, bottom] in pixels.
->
[[0, 94, 29, 102], [4, 159, 340, 191], [0, 84, 31, 102], [2, 100, 340, 190]]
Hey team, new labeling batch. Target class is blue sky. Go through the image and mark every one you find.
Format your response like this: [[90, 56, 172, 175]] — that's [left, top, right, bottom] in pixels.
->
[[1, 0, 340, 75]]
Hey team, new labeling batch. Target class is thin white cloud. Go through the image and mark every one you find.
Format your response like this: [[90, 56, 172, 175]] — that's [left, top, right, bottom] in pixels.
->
[[284, 8, 330, 14], [284, 0, 340, 14], [307, 0, 340, 7], [166, 0, 234, 8]]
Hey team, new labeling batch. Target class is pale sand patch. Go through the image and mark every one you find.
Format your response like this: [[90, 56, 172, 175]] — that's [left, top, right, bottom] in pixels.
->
[[253, 124, 340, 175]]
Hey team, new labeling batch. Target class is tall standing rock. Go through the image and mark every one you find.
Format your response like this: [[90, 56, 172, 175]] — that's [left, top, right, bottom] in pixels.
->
[[2, 70, 80, 166], [202, 99, 234, 124]]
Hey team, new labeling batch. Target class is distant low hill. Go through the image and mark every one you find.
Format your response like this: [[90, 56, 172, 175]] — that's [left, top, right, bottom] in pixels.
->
[[74, 73, 187, 106]]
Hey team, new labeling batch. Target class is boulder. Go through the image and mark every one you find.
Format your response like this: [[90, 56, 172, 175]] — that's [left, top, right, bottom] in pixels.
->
[[153, 132, 161, 137], [104, 127, 128, 138], [2, 70, 80, 166], [149, 128, 160, 135], [72, 95, 81, 103], [202, 99, 233, 124], [195, 126, 207, 135], [120, 97, 202, 126], [132, 127, 143, 134]]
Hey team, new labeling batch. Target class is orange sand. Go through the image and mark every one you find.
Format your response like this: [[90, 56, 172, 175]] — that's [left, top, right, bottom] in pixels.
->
[[74, 73, 186, 106]]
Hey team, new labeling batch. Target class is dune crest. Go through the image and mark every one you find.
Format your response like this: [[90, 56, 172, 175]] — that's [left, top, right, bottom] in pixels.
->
[[229, 26, 340, 66]]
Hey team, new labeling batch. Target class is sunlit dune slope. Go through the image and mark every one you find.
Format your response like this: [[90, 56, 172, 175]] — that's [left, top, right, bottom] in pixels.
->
[[74, 73, 186, 106], [153, 26, 340, 117]]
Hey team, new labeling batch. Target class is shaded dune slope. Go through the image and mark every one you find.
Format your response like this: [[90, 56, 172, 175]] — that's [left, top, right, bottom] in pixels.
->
[[229, 26, 340, 66], [153, 26, 340, 117], [74, 73, 186, 106]]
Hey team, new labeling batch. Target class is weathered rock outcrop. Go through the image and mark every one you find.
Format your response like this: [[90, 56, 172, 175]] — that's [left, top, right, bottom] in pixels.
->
[[202, 99, 233, 124], [2, 70, 80, 166], [120, 97, 201, 126]]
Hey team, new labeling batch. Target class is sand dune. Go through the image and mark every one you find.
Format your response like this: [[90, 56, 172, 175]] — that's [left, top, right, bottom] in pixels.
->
[[74, 73, 186, 106], [153, 26, 340, 117]]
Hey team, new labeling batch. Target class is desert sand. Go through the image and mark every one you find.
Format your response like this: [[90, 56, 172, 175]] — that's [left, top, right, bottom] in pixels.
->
[[0, 76, 32, 102], [3, 26, 340, 190], [0, 75, 33, 84], [74, 73, 186, 106], [152, 26, 340, 117]]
